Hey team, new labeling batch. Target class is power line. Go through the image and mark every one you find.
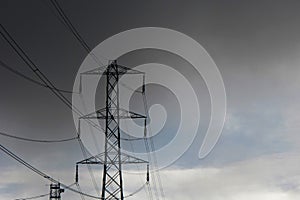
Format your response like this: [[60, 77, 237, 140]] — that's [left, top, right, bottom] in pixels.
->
[[14, 193, 49, 200], [1, 10, 162, 199], [14, 183, 76, 200], [0, 24, 107, 136], [123, 120, 149, 198], [143, 123, 159, 200], [75, 182, 86, 200], [0, 131, 78, 143], [0, 22, 105, 149], [142, 86, 166, 200], [0, 23, 78, 116], [0, 59, 75, 94], [0, 23, 103, 196], [78, 138, 101, 195], [47, 0, 144, 143], [0, 143, 102, 199], [49, 0, 108, 65], [0, 23, 103, 132], [0, 23, 107, 141], [46, 0, 145, 143], [0, 142, 147, 199]]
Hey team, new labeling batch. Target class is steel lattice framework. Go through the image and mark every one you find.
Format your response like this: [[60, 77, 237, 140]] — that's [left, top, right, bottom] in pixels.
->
[[77, 60, 147, 200], [49, 183, 64, 200]]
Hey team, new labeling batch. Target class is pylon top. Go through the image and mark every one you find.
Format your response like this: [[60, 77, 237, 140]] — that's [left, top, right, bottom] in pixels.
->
[[81, 60, 144, 75]]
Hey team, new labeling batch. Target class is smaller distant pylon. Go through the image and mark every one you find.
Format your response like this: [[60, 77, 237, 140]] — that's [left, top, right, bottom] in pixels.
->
[[49, 183, 64, 200]]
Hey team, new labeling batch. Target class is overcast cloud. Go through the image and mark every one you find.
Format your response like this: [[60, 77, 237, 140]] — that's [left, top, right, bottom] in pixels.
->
[[1, 0, 300, 199]]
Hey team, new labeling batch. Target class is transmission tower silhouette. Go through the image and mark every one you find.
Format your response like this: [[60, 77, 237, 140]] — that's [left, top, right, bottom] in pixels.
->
[[76, 60, 148, 200], [49, 183, 64, 200]]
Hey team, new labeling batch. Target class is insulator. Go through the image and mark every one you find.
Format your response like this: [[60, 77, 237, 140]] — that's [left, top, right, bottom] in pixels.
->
[[144, 119, 147, 137], [142, 75, 146, 93], [78, 120, 81, 137], [75, 164, 79, 183], [146, 164, 150, 183]]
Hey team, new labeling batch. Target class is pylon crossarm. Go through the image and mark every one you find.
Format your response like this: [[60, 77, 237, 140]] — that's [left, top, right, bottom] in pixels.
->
[[80, 65, 108, 75], [116, 64, 145, 75], [77, 151, 148, 165], [79, 107, 146, 119], [120, 152, 148, 164], [81, 64, 144, 75]]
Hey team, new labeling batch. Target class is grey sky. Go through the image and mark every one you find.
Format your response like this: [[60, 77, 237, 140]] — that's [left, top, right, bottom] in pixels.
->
[[1, 0, 300, 199]]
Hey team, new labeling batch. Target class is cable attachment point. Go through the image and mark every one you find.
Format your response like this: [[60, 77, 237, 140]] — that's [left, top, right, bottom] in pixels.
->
[[146, 164, 150, 183], [75, 164, 79, 183]]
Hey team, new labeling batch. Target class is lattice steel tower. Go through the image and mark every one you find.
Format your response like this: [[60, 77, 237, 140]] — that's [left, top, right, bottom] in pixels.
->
[[49, 183, 64, 200], [76, 60, 147, 200]]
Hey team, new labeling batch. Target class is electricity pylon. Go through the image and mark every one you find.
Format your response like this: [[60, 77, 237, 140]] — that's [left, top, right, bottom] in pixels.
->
[[49, 183, 64, 200], [76, 60, 147, 200]]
